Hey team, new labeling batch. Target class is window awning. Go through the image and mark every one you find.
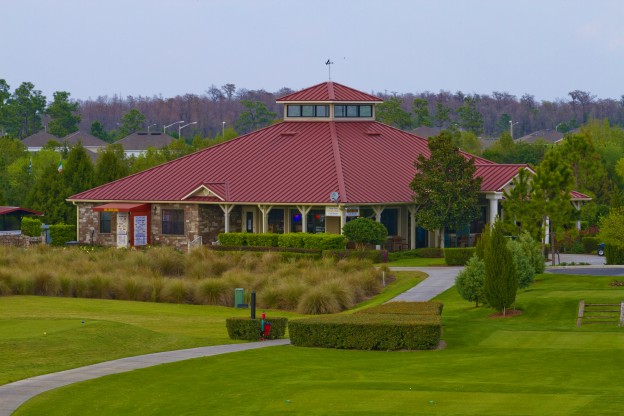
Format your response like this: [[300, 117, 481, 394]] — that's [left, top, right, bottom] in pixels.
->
[[93, 203, 150, 212]]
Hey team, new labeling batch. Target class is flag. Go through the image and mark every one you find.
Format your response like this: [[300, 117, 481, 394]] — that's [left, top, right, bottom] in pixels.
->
[[58, 160, 63, 174]]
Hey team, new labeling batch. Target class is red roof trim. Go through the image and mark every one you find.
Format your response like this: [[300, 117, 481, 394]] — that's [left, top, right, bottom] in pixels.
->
[[93, 203, 150, 212], [276, 82, 383, 103], [570, 190, 592, 200], [329, 121, 347, 203]]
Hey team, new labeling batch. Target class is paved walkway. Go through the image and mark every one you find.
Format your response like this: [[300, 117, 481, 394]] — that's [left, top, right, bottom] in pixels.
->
[[0, 267, 462, 415], [389, 266, 463, 302], [0, 339, 290, 416]]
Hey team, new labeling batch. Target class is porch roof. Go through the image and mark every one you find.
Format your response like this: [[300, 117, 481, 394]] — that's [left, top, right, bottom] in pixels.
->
[[0, 206, 43, 216]]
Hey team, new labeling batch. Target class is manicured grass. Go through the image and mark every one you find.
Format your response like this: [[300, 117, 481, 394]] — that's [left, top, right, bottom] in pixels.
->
[[385, 257, 447, 267], [0, 271, 421, 386], [15, 273, 624, 415]]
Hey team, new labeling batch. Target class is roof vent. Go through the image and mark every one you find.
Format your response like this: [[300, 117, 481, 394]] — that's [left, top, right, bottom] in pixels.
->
[[365, 131, 381, 136]]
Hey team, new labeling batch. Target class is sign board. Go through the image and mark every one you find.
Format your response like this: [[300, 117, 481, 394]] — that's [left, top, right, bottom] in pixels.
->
[[133, 215, 148, 246], [116, 212, 128, 248], [345, 207, 360, 217], [325, 206, 342, 217]]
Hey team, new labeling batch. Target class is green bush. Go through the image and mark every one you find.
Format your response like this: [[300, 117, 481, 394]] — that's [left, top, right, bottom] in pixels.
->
[[507, 239, 535, 289], [246, 233, 279, 247], [323, 249, 387, 263], [582, 237, 599, 254], [49, 224, 76, 246], [225, 317, 288, 340], [357, 301, 443, 315], [342, 218, 388, 249], [605, 245, 624, 265], [455, 255, 485, 307], [21, 217, 42, 237], [444, 248, 476, 266], [517, 231, 545, 275], [218, 233, 247, 246], [288, 314, 441, 350], [415, 248, 444, 258], [278, 233, 305, 248], [301, 233, 347, 250]]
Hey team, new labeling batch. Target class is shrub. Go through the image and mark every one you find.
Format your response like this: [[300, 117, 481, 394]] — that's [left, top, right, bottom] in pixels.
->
[[218, 233, 247, 246], [21, 217, 42, 237], [49, 224, 76, 246], [484, 220, 517, 314], [444, 248, 476, 266], [517, 231, 545, 275], [455, 256, 485, 307], [357, 301, 443, 315], [342, 218, 388, 249], [146, 247, 186, 277], [226, 317, 288, 340], [246, 233, 279, 247], [278, 233, 305, 248], [582, 237, 599, 254], [507, 239, 535, 289], [415, 248, 444, 258], [194, 279, 231, 306], [288, 314, 441, 350], [296, 285, 342, 314], [301, 233, 347, 250], [605, 245, 624, 265]]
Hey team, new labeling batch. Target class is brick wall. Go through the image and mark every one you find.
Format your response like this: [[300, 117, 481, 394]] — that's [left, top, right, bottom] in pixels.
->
[[77, 203, 116, 246], [0, 234, 43, 247]]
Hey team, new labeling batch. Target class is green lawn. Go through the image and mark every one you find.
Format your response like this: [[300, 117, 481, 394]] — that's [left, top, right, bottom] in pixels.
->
[[385, 257, 447, 267], [14, 273, 624, 416], [0, 271, 424, 386]]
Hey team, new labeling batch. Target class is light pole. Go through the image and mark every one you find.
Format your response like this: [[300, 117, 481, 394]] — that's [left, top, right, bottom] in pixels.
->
[[163, 120, 184, 134], [147, 123, 157, 133], [222, 121, 226, 137], [178, 122, 197, 139], [509, 120, 519, 139]]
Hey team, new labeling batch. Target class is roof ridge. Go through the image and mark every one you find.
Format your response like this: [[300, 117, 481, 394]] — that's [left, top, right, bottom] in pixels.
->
[[327, 82, 335, 100], [329, 121, 347, 203]]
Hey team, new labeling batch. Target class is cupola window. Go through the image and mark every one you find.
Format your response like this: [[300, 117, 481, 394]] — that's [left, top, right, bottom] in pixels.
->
[[287, 105, 329, 118], [334, 104, 373, 118]]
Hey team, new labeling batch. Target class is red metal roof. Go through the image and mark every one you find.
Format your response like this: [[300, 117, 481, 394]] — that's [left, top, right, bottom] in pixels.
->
[[570, 190, 591, 200], [69, 120, 527, 205], [475, 164, 530, 192], [277, 82, 383, 103], [0, 206, 43, 216]]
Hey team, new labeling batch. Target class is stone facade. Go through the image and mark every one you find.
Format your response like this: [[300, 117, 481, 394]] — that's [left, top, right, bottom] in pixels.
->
[[0, 234, 43, 247], [198, 205, 242, 243], [77, 203, 116, 246]]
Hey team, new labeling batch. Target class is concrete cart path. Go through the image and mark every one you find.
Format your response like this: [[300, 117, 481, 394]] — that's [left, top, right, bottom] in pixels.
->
[[389, 266, 463, 302], [0, 339, 290, 416]]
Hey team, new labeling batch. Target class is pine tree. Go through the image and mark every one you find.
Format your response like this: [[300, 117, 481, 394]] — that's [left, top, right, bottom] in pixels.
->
[[95, 144, 129, 185], [483, 220, 518, 315], [46, 91, 80, 138]]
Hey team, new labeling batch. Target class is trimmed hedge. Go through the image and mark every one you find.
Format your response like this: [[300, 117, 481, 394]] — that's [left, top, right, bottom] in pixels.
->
[[356, 301, 443, 316], [218, 233, 247, 246], [226, 317, 288, 340], [21, 217, 42, 237], [387, 248, 445, 262], [582, 237, 599, 254], [605, 245, 624, 265], [322, 249, 388, 263], [288, 314, 441, 350], [218, 232, 346, 250], [246, 233, 279, 247], [49, 224, 76, 246], [444, 248, 476, 266]]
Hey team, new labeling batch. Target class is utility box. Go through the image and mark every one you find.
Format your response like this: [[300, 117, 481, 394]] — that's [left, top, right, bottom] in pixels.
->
[[235, 288, 245, 308]]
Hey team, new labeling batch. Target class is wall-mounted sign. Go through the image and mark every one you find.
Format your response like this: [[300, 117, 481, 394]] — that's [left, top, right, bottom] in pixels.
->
[[345, 207, 360, 217], [325, 206, 342, 217], [117, 212, 128, 248], [134, 215, 148, 246]]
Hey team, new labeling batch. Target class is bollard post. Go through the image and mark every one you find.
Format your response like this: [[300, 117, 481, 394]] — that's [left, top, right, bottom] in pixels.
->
[[250, 291, 256, 320]]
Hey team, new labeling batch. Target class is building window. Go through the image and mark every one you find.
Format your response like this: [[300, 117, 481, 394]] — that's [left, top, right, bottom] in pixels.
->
[[334, 105, 373, 118], [287, 105, 329, 117], [100, 212, 111, 233], [162, 209, 184, 235]]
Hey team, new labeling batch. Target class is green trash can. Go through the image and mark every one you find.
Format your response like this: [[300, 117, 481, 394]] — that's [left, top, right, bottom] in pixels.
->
[[235, 288, 245, 308]]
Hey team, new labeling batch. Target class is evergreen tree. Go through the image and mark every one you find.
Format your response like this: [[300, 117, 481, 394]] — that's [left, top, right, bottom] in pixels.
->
[[483, 220, 518, 315], [433, 102, 451, 127], [457, 96, 484, 135], [63, 143, 95, 197], [46, 91, 80, 138], [455, 255, 486, 307], [5, 82, 46, 139], [90, 121, 110, 142], [375, 97, 412, 129], [117, 109, 146, 138], [235, 100, 277, 134], [412, 98, 432, 127], [95, 144, 129, 185], [410, 132, 482, 247], [26, 162, 72, 224]]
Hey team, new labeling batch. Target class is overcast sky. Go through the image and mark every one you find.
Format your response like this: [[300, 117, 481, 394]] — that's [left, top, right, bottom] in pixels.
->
[[3, 0, 624, 102]]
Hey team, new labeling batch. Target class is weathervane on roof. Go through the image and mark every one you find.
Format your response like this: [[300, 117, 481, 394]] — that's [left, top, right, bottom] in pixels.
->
[[325, 59, 334, 80]]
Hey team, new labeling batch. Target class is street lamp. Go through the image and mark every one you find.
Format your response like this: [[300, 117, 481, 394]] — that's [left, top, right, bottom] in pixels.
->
[[178, 122, 197, 139], [222, 121, 226, 137], [509, 120, 519, 139], [147, 123, 157, 133], [163, 120, 184, 134]]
